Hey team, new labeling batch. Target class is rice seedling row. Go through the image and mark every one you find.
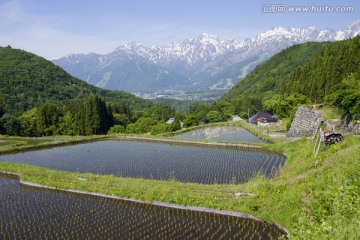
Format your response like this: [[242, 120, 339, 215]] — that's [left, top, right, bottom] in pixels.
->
[[0, 174, 286, 239], [0, 140, 285, 184]]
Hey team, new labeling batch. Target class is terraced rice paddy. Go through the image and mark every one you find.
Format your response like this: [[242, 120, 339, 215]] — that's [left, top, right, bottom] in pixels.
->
[[0, 174, 286, 239], [0, 140, 285, 184], [173, 126, 265, 143]]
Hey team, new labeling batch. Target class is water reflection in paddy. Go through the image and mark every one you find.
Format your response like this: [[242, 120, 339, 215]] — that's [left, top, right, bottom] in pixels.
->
[[0, 140, 284, 184], [174, 126, 265, 143]]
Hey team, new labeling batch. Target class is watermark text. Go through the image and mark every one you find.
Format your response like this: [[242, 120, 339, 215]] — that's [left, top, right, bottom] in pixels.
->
[[262, 4, 355, 13]]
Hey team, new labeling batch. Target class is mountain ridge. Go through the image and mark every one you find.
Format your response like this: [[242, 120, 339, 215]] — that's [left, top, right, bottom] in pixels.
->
[[52, 20, 360, 95]]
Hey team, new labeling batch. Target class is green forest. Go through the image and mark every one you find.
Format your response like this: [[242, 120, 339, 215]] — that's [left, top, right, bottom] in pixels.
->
[[0, 46, 152, 136], [0, 46, 152, 114], [1, 36, 360, 137], [220, 36, 360, 121]]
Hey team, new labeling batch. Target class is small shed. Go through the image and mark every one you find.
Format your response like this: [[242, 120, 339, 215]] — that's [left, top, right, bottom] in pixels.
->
[[248, 111, 277, 124], [166, 118, 184, 128], [166, 118, 175, 124]]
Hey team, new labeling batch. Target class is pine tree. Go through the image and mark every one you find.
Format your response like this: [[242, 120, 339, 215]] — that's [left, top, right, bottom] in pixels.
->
[[0, 97, 5, 117], [84, 94, 110, 135], [35, 102, 61, 136], [0, 97, 4, 134]]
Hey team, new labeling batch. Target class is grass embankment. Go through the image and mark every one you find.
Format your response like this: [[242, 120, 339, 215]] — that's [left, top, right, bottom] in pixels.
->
[[0, 133, 359, 239]]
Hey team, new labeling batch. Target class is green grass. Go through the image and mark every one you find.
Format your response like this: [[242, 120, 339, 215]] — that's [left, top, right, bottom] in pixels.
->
[[318, 106, 342, 120], [0, 132, 359, 239]]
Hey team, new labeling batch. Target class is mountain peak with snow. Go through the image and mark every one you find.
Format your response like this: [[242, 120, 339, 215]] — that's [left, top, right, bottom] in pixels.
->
[[199, 33, 218, 39], [336, 20, 360, 40], [52, 20, 360, 94], [348, 20, 360, 28], [257, 26, 295, 39]]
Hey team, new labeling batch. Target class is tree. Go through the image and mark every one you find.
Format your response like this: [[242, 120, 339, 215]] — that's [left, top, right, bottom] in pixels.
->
[[58, 112, 75, 135], [213, 100, 234, 117], [206, 111, 221, 123], [183, 114, 198, 128], [327, 74, 360, 120], [286, 93, 310, 106], [151, 121, 171, 135], [0, 97, 5, 134], [263, 94, 291, 119], [232, 96, 263, 119], [169, 113, 182, 132], [187, 103, 211, 123], [125, 117, 157, 134], [113, 113, 130, 127], [130, 110, 143, 123], [84, 94, 111, 135], [72, 102, 86, 135], [109, 101, 131, 115], [0, 97, 5, 117], [35, 102, 62, 136], [146, 104, 175, 121], [1, 114, 20, 136], [18, 108, 38, 136], [108, 125, 125, 134]]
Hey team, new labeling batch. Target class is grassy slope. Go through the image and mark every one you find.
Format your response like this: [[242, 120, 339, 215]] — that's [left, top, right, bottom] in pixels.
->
[[0, 132, 359, 238]]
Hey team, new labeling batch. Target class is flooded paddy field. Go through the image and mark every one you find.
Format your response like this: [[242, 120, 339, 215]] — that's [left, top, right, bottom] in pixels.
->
[[0, 173, 286, 239], [0, 140, 285, 184], [173, 126, 265, 143]]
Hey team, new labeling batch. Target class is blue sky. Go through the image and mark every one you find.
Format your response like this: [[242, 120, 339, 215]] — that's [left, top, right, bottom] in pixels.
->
[[1, 0, 359, 59]]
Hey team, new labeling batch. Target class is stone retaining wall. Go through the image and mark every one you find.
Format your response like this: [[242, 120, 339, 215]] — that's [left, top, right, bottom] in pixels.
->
[[287, 107, 322, 137], [342, 121, 360, 134]]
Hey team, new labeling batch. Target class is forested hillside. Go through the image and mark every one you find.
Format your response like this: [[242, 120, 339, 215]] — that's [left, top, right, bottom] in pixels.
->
[[282, 36, 360, 102], [220, 42, 327, 101], [0, 46, 162, 136], [220, 37, 360, 120], [0, 46, 152, 114]]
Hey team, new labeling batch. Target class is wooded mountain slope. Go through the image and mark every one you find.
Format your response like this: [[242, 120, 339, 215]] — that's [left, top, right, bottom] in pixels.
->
[[282, 36, 360, 102], [221, 36, 360, 103], [0, 46, 152, 114]]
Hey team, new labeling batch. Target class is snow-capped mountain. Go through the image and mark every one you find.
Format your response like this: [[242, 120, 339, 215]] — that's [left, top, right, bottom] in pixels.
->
[[335, 20, 360, 40], [52, 20, 360, 95]]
